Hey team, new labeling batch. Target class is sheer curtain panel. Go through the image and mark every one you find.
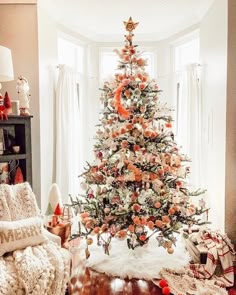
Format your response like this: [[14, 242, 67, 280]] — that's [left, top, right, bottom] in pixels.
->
[[55, 65, 80, 203]]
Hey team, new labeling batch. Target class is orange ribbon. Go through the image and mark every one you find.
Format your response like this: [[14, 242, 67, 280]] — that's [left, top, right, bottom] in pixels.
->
[[114, 84, 130, 119]]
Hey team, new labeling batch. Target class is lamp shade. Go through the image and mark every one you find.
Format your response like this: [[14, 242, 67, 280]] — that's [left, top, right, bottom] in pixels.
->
[[0, 45, 14, 82]]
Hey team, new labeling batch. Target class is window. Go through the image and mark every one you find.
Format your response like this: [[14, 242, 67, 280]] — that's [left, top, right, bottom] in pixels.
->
[[173, 35, 200, 146], [141, 50, 156, 78], [174, 38, 199, 72], [57, 35, 86, 189], [99, 50, 119, 81], [57, 35, 86, 104], [173, 33, 202, 190], [99, 47, 156, 82], [58, 37, 84, 74]]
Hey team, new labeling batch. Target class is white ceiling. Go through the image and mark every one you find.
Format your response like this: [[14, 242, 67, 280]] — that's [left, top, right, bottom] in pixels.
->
[[39, 0, 215, 42]]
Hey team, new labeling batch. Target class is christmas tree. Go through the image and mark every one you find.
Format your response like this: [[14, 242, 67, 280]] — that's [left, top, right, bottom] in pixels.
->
[[70, 17, 207, 256]]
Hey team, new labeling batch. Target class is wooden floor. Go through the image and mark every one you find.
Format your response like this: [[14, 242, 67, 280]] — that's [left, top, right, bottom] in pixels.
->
[[68, 267, 162, 295], [68, 267, 236, 295]]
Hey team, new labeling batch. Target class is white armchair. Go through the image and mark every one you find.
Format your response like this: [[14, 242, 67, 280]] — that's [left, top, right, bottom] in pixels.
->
[[0, 182, 71, 295]]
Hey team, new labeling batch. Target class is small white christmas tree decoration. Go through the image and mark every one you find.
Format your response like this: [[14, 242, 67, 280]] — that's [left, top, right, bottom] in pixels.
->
[[48, 183, 62, 212]]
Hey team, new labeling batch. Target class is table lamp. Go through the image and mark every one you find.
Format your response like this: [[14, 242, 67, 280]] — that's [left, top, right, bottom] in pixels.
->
[[0, 45, 14, 89]]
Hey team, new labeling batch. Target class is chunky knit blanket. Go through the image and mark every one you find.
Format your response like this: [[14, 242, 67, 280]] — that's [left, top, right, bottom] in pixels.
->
[[0, 183, 71, 295]]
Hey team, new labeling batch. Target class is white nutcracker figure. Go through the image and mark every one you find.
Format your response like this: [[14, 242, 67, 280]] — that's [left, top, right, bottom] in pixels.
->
[[16, 75, 31, 115]]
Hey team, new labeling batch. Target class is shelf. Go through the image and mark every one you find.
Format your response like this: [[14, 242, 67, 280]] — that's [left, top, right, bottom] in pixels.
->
[[0, 115, 33, 125], [7, 115, 33, 118], [0, 117, 32, 186], [0, 154, 27, 161]]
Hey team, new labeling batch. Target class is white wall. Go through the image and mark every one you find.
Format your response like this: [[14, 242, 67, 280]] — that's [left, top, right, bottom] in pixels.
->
[[225, 0, 236, 243], [200, 0, 227, 231], [0, 3, 41, 205], [38, 8, 58, 211], [85, 45, 100, 164]]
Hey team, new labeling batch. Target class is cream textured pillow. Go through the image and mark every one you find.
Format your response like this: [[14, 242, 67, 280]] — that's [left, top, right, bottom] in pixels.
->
[[0, 216, 46, 256]]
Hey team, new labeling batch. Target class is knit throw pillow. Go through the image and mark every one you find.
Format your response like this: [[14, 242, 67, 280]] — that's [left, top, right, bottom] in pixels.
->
[[0, 216, 46, 256]]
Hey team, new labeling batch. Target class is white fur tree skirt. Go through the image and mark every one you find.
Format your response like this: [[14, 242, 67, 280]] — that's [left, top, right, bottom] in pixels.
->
[[79, 235, 190, 280]]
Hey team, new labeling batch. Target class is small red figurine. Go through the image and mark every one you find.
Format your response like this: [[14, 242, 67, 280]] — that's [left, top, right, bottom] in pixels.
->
[[0, 91, 12, 120]]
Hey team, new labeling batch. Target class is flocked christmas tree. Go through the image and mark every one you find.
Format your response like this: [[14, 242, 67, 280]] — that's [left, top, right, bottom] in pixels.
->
[[70, 17, 207, 256]]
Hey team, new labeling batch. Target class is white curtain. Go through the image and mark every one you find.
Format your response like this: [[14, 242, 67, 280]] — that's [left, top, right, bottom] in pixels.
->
[[55, 65, 80, 203], [176, 64, 203, 189]]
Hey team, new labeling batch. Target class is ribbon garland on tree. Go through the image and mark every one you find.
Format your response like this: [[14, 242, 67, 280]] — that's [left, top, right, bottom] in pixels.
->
[[114, 83, 130, 119]]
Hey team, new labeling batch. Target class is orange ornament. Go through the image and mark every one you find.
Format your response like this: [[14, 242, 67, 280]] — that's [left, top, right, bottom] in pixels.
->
[[162, 215, 170, 223], [86, 238, 93, 245], [173, 205, 180, 212], [117, 230, 127, 239], [93, 227, 100, 234], [133, 145, 140, 152], [139, 235, 147, 241], [124, 55, 130, 61], [132, 203, 141, 212], [128, 224, 135, 232], [168, 208, 176, 215], [165, 122, 172, 128], [150, 173, 158, 181], [101, 224, 108, 232], [137, 58, 145, 67], [141, 217, 147, 225], [135, 174, 142, 182], [137, 73, 143, 80], [144, 130, 152, 137], [147, 221, 154, 229], [121, 140, 129, 148], [154, 201, 161, 209], [155, 220, 163, 228], [126, 123, 133, 130], [167, 247, 174, 254], [120, 128, 126, 134], [133, 216, 141, 225], [81, 212, 90, 218]]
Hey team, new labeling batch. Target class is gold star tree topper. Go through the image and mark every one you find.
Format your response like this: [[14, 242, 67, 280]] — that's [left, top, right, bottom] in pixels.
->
[[123, 17, 139, 32]]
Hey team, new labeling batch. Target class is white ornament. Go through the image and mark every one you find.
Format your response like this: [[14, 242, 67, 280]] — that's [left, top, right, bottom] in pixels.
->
[[80, 182, 88, 191], [48, 183, 62, 211], [111, 143, 118, 151], [117, 161, 124, 169], [107, 176, 114, 185]]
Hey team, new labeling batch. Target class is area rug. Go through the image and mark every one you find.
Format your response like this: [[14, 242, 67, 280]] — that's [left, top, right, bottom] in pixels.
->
[[79, 235, 190, 280]]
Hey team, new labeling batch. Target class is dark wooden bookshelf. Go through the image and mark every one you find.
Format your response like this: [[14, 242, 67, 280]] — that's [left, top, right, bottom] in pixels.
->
[[0, 115, 33, 186]]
